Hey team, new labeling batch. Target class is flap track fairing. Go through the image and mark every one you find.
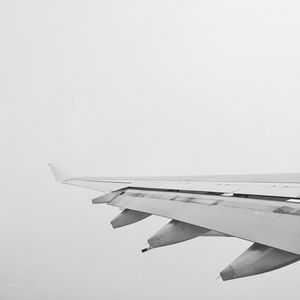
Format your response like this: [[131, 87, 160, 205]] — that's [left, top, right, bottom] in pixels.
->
[[142, 220, 214, 252], [111, 209, 151, 228], [220, 243, 299, 281]]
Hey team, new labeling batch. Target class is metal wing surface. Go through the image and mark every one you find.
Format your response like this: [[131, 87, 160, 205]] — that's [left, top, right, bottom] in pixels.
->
[[49, 163, 300, 280]]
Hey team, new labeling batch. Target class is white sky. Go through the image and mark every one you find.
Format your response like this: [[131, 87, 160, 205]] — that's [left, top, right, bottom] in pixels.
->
[[1, 0, 300, 299]]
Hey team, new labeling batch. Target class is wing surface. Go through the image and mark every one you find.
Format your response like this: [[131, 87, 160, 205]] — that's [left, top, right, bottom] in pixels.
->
[[49, 163, 300, 280]]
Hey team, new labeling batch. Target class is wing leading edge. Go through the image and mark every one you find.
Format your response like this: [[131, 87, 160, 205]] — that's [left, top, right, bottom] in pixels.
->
[[49, 163, 300, 280]]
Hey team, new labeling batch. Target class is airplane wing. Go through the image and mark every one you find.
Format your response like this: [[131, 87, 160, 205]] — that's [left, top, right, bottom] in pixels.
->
[[49, 163, 300, 280]]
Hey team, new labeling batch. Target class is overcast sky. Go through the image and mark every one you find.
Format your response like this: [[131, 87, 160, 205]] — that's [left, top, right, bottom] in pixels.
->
[[1, 0, 300, 299]]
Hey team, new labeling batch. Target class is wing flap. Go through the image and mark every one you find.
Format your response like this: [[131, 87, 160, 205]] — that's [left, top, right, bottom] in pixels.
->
[[108, 191, 300, 255]]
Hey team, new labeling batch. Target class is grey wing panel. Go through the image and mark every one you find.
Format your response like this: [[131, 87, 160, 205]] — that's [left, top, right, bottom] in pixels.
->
[[130, 181, 300, 198], [108, 193, 300, 255]]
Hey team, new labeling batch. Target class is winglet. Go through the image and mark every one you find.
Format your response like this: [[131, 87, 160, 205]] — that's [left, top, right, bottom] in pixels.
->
[[48, 163, 78, 182]]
